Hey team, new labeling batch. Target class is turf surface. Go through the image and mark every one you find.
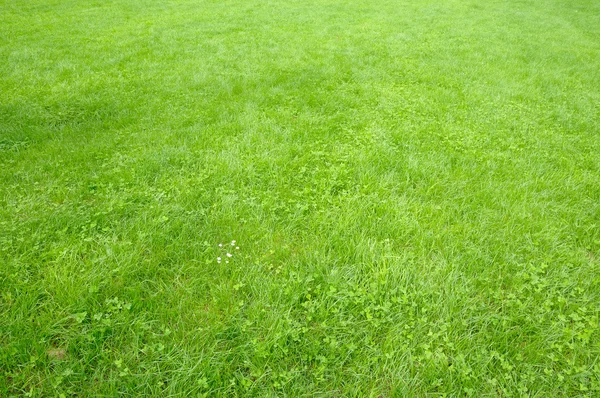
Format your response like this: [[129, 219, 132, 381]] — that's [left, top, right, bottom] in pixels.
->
[[1, 0, 600, 396]]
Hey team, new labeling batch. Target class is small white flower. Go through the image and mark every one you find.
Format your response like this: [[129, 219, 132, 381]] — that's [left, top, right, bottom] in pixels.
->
[[226, 253, 232, 257], [235, 246, 240, 250], [226, 260, 229, 264], [217, 257, 221, 261], [218, 243, 223, 247], [231, 240, 236, 245]]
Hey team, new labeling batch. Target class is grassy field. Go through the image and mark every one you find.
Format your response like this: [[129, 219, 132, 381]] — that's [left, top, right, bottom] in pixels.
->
[[1, 0, 599, 396]]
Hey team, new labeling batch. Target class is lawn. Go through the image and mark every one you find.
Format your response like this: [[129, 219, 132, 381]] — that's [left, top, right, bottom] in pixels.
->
[[1, 0, 599, 396]]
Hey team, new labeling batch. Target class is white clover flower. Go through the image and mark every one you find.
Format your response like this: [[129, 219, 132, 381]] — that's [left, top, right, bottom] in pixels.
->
[[218, 243, 223, 247], [226, 253, 232, 257]]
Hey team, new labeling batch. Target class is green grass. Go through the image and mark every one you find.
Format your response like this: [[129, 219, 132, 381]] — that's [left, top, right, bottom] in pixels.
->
[[1, 0, 600, 396]]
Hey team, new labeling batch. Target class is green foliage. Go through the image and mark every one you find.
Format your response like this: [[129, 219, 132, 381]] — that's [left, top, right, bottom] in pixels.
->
[[1, 0, 600, 396]]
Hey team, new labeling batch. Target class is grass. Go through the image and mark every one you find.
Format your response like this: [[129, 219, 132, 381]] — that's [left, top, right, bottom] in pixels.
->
[[1, 0, 599, 396]]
